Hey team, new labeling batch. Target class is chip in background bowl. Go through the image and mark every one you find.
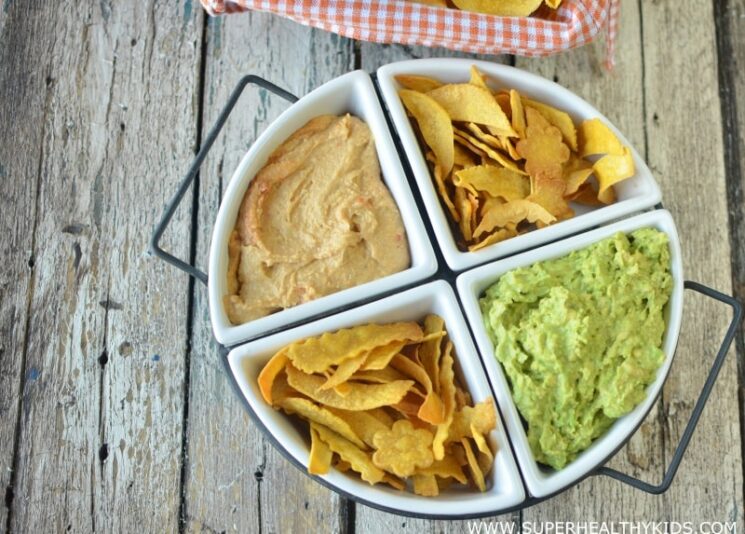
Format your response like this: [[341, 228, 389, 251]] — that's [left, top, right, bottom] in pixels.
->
[[377, 59, 662, 272]]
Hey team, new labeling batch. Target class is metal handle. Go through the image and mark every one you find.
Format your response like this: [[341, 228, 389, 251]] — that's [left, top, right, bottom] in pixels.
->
[[596, 280, 743, 494], [149, 75, 299, 285]]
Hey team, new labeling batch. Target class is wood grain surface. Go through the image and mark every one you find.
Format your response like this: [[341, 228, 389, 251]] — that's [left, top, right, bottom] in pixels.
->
[[0, 1, 743, 533], [182, 12, 354, 534]]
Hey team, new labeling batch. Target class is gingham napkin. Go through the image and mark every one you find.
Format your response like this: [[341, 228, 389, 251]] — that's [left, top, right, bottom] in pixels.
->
[[201, 0, 619, 68]]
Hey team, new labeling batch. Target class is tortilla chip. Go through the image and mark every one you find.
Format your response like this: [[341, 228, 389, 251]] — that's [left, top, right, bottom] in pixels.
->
[[412, 474, 440, 496], [314, 424, 386, 484], [372, 420, 435, 478], [400, 89, 454, 176], [453, 165, 530, 201], [522, 97, 578, 151], [432, 345, 456, 461], [450, 0, 543, 16], [308, 425, 333, 475], [578, 118, 624, 157], [286, 362, 413, 411], [287, 322, 423, 373], [396, 74, 443, 93], [428, 83, 516, 137], [474, 199, 555, 238], [593, 147, 635, 193], [279, 397, 366, 448]]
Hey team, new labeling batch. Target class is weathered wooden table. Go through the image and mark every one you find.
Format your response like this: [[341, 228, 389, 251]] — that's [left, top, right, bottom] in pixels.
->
[[1, 1, 744, 532]]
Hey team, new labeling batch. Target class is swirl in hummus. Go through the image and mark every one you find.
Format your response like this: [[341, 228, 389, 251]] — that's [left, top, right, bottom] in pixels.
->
[[225, 114, 411, 324]]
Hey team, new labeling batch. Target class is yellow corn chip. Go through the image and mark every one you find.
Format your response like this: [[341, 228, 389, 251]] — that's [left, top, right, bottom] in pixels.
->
[[517, 107, 570, 182], [416, 455, 468, 484], [527, 174, 573, 221], [279, 397, 367, 448], [328, 408, 391, 448], [510, 89, 526, 138], [428, 84, 516, 137], [447, 400, 498, 443], [593, 147, 635, 193], [434, 163, 460, 223], [412, 474, 440, 496], [314, 424, 386, 484], [390, 354, 444, 425], [373, 420, 435, 478], [454, 129, 525, 174], [474, 199, 555, 238], [468, 227, 518, 252], [352, 367, 410, 384], [461, 438, 486, 492], [400, 89, 454, 176], [419, 314, 445, 392], [320, 351, 368, 390], [578, 118, 625, 157], [308, 425, 333, 475], [361, 341, 406, 371], [453, 165, 530, 201], [287, 322, 423, 374], [523, 98, 578, 151], [432, 345, 456, 461], [450, 0, 543, 16], [454, 142, 478, 168], [598, 184, 617, 204], [258, 350, 288, 404], [286, 362, 414, 411], [469, 65, 490, 90], [396, 74, 443, 93], [456, 187, 474, 242]]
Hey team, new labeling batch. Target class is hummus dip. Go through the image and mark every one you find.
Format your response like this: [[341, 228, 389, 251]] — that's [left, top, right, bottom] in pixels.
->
[[480, 229, 672, 469], [225, 114, 410, 324]]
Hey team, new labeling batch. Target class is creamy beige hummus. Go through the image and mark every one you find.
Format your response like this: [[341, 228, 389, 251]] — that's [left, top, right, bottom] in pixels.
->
[[225, 114, 411, 324]]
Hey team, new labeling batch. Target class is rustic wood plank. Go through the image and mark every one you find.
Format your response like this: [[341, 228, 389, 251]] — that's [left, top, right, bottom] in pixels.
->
[[0, 3, 50, 531], [7, 2, 202, 532], [715, 0, 745, 482], [355, 45, 519, 533], [640, 0, 743, 523], [182, 13, 355, 533], [513, 1, 670, 522]]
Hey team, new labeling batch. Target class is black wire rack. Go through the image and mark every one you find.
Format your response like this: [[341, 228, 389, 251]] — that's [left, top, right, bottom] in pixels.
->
[[149, 73, 743, 519]]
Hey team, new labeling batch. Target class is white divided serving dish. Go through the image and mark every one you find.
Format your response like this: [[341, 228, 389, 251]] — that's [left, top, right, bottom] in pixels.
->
[[377, 58, 662, 272], [209, 70, 438, 347], [456, 209, 683, 498], [227, 281, 526, 517]]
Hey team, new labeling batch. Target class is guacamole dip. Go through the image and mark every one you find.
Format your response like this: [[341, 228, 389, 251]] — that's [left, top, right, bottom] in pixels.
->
[[480, 228, 672, 469]]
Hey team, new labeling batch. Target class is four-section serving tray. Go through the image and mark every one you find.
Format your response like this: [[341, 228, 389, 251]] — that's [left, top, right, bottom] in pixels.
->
[[150, 59, 742, 519]]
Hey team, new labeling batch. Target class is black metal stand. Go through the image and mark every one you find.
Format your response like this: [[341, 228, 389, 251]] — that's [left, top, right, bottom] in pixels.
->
[[148, 75, 298, 286], [150, 73, 744, 517]]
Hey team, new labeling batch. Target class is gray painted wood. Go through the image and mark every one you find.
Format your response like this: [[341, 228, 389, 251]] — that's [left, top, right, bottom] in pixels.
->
[[0, 1, 743, 532], [0, 2, 51, 531], [640, 0, 742, 523], [3, 1, 202, 532], [716, 0, 745, 466], [182, 12, 355, 534]]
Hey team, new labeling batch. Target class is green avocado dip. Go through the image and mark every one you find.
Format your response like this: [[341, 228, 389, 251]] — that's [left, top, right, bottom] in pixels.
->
[[480, 228, 672, 470]]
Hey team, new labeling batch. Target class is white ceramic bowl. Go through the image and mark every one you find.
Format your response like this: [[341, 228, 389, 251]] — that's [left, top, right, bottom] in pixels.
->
[[456, 209, 683, 498], [377, 58, 662, 272], [227, 281, 526, 517], [209, 70, 438, 347]]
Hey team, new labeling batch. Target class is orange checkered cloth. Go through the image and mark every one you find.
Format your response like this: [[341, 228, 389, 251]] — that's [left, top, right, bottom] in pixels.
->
[[200, 0, 620, 68]]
